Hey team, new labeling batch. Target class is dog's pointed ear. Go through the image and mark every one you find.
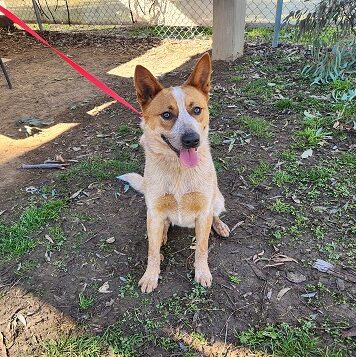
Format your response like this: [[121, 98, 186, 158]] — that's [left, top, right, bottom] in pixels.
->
[[134, 65, 163, 107], [184, 52, 212, 96]]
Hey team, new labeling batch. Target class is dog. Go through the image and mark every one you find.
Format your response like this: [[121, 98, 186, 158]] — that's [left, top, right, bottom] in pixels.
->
[[119, 53, 230, 293]]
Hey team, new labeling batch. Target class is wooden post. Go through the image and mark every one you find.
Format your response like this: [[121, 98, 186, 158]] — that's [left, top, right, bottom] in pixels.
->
[[213, 0, 247, 61]]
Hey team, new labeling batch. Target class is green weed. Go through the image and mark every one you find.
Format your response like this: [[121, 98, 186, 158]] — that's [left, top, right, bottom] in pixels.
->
[[118, 273, 139, 298], [237, 321, 345, 357], [249, 161, 271, 186], [79, 293, 94, 310], [238, 115, 272, 139], [0, 200, 65, 258], [58, 157, 138, 182]]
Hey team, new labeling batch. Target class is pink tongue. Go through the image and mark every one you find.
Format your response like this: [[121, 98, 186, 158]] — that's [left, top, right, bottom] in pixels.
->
[[179, 148, 199, 168]]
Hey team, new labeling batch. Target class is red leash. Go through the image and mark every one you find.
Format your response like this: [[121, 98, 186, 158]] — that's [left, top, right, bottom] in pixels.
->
[[0, 6, 141, 116]]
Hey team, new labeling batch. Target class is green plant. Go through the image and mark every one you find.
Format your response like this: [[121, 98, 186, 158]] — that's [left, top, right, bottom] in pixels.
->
[[0, 200, 65, 258], [237, 321, 345, 357], [118, 274, 139, 298], [249, 161, 271, 186], [238, 115, 272, 139], [271, 199, 295, 214], [79, 293, 94, 310], [58, 157, 138, 182], [229, 274, 241, 285]]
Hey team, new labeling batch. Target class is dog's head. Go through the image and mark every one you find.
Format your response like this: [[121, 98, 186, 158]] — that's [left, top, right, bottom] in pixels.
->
[[134, 53, 212, 168]]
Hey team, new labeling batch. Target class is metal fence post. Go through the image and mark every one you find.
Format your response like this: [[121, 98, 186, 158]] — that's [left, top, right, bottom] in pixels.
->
[[272, 0, 283, 48], [31, 0, 43, 31]]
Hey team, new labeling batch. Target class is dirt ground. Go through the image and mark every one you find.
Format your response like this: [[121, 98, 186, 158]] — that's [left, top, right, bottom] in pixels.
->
[[0, 29, 355, 356]]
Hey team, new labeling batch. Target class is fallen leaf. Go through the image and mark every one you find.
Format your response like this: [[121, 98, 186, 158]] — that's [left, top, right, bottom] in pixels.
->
[[70, 189, 84, 200], [98, 281, 112, 294], [106, 237, 115, 244], [301, 292, 317, 298], [247, 261, 267, 281], [301, 148, 313, 159], [313, 259, 334, 272], [45, 251, 52, 262], [286, 271, 306, 284], [277, 287, 291, 301], [16, 312, 27, 327], [292, 194, 301, 204], [336, 278, 345, 291], [44, 234, 54, 244], [0, 210, 6, 217]]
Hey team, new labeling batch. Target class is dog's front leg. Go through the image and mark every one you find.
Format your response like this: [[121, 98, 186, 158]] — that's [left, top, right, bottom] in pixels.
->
[[194, 213, 213, 287], [139, 212, 164, 293]]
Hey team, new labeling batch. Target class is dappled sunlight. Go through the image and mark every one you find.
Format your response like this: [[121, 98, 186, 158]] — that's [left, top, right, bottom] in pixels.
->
[[0, 286, 76, 355], [172, 329, 271, 357], [0, 123, 79, 165], [107, 39, 212, 78], [86, 100, 116, 116]]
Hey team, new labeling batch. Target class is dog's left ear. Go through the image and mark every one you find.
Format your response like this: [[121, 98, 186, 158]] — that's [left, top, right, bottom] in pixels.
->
[[184, 52, 212, 96]]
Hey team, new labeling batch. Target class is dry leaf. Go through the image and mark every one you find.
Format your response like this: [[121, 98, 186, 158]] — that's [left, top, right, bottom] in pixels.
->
[[16, 313, 27, 327], [45, 251, 52, 262], [44, 234, 54, 244], [277, 287, 291, 300], [301, 148, 313, 159], [286, 271, 306, 284], [98, 281, 112, 294], [106, 237, 115, 244]]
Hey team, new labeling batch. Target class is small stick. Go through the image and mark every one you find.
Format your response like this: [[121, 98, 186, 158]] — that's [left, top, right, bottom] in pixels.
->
[[21, 163, 69, 169], [0, 331, 8, 357]]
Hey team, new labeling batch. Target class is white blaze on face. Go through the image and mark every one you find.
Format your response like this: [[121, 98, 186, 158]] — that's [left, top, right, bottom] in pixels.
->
[[171, 87, 200, 136], [171, 86, 200, 168]]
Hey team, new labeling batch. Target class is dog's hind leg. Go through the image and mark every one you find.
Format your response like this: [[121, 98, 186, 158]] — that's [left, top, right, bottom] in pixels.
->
[[212, 189, 230, 238], [162, 219, 170, 245], [212, 216, 230, 238]]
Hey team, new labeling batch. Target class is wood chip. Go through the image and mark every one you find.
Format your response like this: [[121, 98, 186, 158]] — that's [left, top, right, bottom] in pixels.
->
[[277, 287, 291, 301]]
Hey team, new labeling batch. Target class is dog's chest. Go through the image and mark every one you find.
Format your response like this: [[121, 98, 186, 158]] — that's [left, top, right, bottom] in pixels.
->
[[155, 192, 208, 228]]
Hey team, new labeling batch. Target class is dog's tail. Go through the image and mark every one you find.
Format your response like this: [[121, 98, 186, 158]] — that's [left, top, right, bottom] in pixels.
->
[[117, 173, 144, 194]]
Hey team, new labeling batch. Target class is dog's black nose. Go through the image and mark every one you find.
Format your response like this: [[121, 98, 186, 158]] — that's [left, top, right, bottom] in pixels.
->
[[181, 132, 200, 149]]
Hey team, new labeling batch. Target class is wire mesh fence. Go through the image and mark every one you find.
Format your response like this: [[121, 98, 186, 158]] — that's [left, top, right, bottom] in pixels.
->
[[3, 0, 320, 38]]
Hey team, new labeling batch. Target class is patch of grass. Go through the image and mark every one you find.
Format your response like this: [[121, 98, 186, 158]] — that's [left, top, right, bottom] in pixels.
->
[[58, 157, 138, 182], [228, 274, 241, 285], [273, 170, 294, 187], [46, 225, 66, 251], [0, 200, 66, 258], [238, 115, 272, 139], [249, 161, 271, 186], [246, 27, 273, 41], [329, 79, 353, 92], [117, 123, 133, 135], [209, 131, 224, 146], [118, 273, 139, 298], [79, 293, 94, 310], [274, 98, 295, 110], [209, 100, 221, 118], [270, 199, 295, 214], [241, 79, 272, 96], [237, 321, 345, 357], [295, 112, 333, 148], [232, 75, 243, 82], [43, 335, 103, 357]]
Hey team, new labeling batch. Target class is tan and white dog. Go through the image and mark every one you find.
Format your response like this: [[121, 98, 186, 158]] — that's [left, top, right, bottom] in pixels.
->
[[119, 53, 230, 293]]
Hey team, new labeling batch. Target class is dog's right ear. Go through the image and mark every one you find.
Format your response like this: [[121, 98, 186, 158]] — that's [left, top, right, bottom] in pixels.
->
[[134, 65, 163, 107]]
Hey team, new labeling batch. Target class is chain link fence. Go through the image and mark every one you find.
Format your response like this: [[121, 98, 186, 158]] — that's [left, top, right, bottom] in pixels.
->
[[3, 0, 320, 37]]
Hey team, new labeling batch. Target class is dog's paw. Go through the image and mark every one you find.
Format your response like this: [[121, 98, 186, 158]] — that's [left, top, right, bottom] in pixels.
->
[[194, 266, 212, 287], [212, 218, 230, 238], [138, 270, 159, 293]]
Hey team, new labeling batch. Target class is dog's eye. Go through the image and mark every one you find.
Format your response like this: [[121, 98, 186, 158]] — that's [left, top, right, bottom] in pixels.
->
[[161, 111, 172, 120], [192, 106, 202, 115]]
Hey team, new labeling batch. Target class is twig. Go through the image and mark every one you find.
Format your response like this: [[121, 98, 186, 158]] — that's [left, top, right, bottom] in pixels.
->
[[21, 163, 69, 169], [0, 332, 8, 357]]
